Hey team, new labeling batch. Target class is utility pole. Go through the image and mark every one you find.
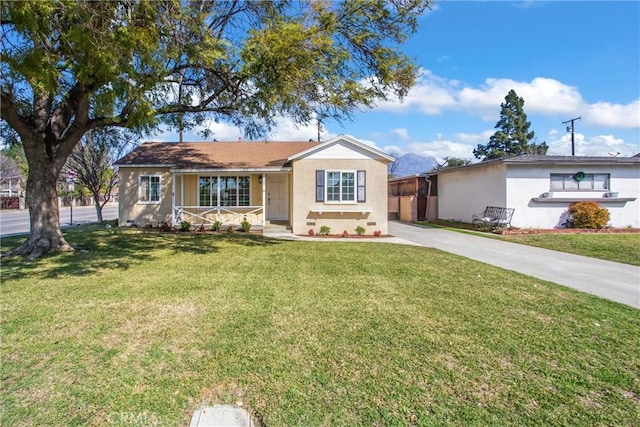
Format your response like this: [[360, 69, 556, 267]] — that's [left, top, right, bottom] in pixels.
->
[[562, 116, 581, 156]]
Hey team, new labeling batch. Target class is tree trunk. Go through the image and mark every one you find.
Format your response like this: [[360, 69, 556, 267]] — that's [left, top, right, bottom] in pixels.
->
[[2, 152, 73, 260], [93, 194, 104, 222]]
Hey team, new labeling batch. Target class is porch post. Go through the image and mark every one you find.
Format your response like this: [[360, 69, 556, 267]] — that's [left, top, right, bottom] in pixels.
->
[[171, 173, 176, 226], [216, 175, 221, 220], [262, 173, 266, 226], [180, 174, 184, 225]]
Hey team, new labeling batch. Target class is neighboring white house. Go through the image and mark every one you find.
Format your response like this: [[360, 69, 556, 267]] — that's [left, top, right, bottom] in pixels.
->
[[428, 155, 639, 229]]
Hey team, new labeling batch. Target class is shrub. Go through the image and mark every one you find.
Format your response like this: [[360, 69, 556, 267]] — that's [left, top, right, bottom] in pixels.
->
[[567, 201, 610, 229], [341, 230, 349, 238], [197, 224, 205, 232], [308, 229, 315, 236], [211, 221, 222, 232], [160, 222, 172, 232], [373, 230, 382, 237], [355, 225, 366, 235], [319, 226, 331, 235], [180, 221, 191, 232], [240, 219, 251, 232]]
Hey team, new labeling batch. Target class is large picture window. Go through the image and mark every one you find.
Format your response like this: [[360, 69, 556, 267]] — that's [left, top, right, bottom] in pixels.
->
[[198, 175, 250, 207], [139, 175, 161, 203], [550, 173, 610, 191]]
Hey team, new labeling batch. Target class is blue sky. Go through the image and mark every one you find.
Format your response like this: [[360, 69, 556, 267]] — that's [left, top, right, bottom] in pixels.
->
[[161, 1, 640, 161]]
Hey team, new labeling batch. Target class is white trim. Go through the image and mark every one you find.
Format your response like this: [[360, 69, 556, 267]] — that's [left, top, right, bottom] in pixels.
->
[[287, 134, 395, 162], [138, 174, 162, 204], [170, 167, 291, 173], [325, 170, 357, 204], [196, 174, 252, 208]]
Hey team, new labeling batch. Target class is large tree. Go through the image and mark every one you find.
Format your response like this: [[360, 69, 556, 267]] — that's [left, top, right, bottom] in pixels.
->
[[1, 0, 431, 259], [473, 89, 545, 161]]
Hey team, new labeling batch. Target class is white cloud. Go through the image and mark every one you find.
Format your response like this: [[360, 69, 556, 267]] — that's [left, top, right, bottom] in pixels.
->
[[393, 128, 411, 140], [458, 77, 583, 118], [584, 100, 640, 128], [406, 139, 477, 162], [454, 130, 493, 144], [374, 69, 458, 115], [374, 70, 639, 131], [546, 131, 638, 157]]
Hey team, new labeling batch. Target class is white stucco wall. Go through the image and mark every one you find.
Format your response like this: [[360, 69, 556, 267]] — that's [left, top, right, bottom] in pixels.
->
[[437, 163, 507, 222], [506, 164, 640, 228], [437, 161, 639, 229]]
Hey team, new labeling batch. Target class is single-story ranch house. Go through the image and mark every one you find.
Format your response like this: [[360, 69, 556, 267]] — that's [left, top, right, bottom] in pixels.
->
[[114, 135, 394, 235], [426, 155, 639, 229]]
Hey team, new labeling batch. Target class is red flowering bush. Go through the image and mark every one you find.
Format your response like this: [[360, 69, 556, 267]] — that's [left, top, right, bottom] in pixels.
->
[[308, 229, 315, 236]]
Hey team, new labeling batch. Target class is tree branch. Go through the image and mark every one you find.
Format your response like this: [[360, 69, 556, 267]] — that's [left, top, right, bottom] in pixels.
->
[[0, 91, 38, 143]]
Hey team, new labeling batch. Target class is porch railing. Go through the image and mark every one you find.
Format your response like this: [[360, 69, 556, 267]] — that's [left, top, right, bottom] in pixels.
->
[[173, 206, 264, 227]]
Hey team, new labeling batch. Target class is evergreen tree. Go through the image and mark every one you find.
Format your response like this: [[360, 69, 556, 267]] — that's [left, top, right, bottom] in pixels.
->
[[474, 90, 539, 160]]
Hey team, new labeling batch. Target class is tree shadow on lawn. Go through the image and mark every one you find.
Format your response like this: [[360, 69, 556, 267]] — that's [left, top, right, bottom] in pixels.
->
[[1, 226, 283, 281]]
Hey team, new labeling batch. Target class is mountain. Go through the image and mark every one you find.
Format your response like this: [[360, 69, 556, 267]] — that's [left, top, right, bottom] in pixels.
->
[[389, 153, 438, 177]]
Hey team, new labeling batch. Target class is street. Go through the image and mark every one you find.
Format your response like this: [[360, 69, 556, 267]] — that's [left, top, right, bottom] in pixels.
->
[[0, 203, 118, 237]]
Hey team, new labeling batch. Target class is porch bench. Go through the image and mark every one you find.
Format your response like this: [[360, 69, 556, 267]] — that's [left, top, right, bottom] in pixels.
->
[[471, 206, 515, 228]]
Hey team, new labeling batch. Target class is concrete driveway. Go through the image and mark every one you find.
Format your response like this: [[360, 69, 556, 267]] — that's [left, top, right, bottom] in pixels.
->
[[389, 221, 640, 309]]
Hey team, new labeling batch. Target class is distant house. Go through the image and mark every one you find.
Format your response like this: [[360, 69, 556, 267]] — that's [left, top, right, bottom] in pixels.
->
[[426, 155, 639, 228], [114, 135, 394, 234]]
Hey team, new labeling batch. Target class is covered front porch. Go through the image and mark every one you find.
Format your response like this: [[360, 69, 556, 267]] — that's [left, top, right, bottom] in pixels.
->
[[170, 171, 290, 229]]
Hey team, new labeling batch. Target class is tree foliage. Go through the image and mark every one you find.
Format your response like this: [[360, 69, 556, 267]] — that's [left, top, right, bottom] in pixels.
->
[[473, 89, 543, 160], [431, 156, 472, 171], [0, 0, 431, 258]]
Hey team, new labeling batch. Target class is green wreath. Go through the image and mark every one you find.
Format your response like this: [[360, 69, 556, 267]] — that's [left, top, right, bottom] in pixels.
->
[[573, 171, 585, 182]]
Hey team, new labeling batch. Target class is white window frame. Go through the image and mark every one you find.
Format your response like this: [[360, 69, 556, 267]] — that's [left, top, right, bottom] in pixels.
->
[[325, 170, 357, 204], [138, 175, 162, 204], [198, 175, 251, 207], [550, 173, 610, 191]]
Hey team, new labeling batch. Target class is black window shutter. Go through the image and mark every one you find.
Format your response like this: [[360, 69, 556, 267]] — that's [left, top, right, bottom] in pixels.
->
[[316, 170, 324, 202], [357, 170, 366, 202]]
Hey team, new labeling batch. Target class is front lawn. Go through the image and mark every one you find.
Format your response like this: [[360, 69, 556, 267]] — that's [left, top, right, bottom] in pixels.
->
[[416, 220, 640, 266], [2, 226, 639, 426]]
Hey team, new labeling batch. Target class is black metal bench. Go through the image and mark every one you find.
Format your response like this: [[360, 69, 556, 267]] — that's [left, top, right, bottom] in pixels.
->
[[472, 206, 515, 228]]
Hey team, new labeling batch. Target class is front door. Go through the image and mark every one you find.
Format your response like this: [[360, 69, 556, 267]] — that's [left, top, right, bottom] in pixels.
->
[[266, 174, 289, 221]]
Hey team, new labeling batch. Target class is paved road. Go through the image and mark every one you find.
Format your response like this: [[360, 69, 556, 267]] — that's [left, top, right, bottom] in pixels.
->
[[389, 221, 640, 309], [0, 203, 118, 237]]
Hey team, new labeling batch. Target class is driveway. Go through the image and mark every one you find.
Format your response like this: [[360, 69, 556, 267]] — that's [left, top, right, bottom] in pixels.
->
[[389, 221, 640, 309]]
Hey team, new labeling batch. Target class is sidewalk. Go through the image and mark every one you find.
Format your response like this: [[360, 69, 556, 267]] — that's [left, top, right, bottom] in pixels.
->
[[388, 221, 639, 309]]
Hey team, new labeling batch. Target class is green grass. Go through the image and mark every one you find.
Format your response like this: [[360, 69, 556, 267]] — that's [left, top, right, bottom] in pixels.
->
[[2, 225, 639, 426], [416, 220, 640, 266], [493, 233, 640, 266]]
